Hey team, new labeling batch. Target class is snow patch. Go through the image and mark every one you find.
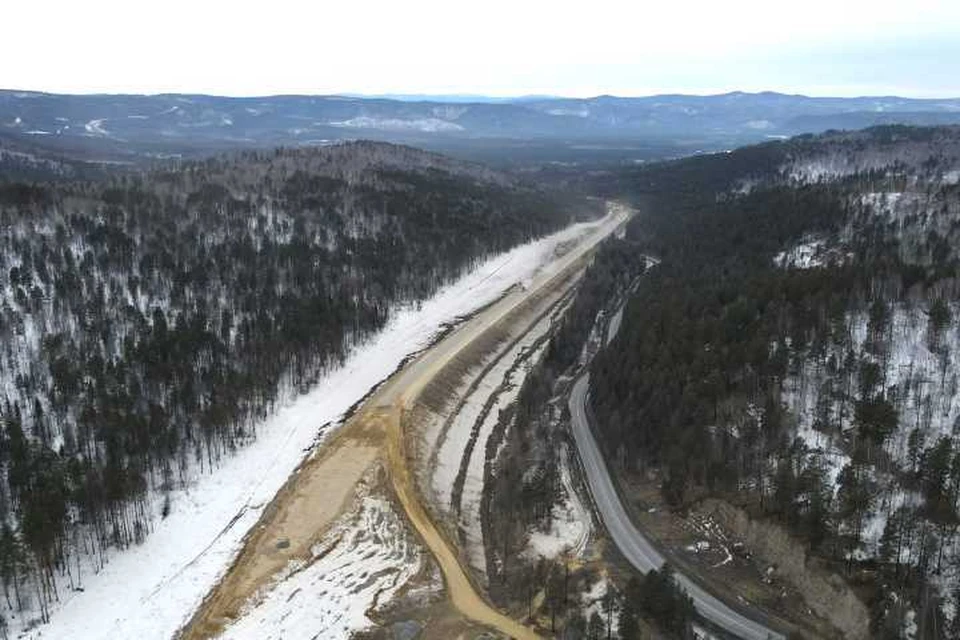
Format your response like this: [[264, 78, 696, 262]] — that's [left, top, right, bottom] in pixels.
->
[[783, 303, 960, 557], [221, 495, 421, 640], [525, 444, 590, 560], [904, 608, 917, 639], [329, 117, 465, 133], [547, 108, 590, 118], [454, 334, 552, 579], [430, 105, 467, 120], [84, 118, 109, 136], [773, 237, 846, 270]]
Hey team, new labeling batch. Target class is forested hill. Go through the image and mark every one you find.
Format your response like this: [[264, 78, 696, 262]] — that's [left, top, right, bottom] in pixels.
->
[[588, 126, 960, 637], [0, 140, 592, 622]]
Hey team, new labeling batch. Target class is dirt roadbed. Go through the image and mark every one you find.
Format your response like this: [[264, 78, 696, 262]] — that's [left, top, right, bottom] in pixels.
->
[[179, 207, 629, 639]]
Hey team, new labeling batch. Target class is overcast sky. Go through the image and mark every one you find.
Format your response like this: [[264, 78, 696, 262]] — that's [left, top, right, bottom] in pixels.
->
[[4, 0, 959, 98]]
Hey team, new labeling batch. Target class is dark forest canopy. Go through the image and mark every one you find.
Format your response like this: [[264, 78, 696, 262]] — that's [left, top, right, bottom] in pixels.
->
[[591, 125, 960, 499], [577, 125, 960, 637]]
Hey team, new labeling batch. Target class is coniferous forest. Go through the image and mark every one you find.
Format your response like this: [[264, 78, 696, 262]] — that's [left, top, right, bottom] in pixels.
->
[[0, 140, 590, 619], [581, 126, 960, 636]]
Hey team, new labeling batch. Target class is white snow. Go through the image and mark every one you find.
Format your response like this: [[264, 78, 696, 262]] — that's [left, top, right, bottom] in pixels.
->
[[423, 219, 602, 579], [859, 191, 905, 219], [525, 444, 590, 560], [18, 218, 606, 640], [580, 575, 615, 630], [221, 495, 421, 640], [774, 238, 827, 269], [783, 303, 960, 557], [787, 157, 880, 183], [904, 609, 918, 640], [854, 489, 921, 560], [432, 383, 487, 505], [432, 321, 551, 511], [455, 335, 551, 579], [783, 366, 851, 489], [546, 108, 590, 118], [328, 116, 465, 133], [605, 305, 624, 345], [84, 118, 109, 136]]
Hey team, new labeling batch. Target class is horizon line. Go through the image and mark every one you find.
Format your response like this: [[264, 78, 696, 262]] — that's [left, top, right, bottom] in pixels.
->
[[3, 87, 960, 103]]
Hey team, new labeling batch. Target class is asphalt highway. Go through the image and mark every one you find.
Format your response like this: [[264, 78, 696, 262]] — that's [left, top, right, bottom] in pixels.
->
[[569, 375, 785, 640]]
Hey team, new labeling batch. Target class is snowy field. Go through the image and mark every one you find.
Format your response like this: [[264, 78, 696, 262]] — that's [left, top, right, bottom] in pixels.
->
[[221, 494, 422, 640], [16, 216, 606, 639], [329, 116, 464, 132]]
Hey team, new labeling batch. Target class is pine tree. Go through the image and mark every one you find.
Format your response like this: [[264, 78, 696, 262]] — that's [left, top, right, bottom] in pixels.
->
[[587, 611, 606, 640]]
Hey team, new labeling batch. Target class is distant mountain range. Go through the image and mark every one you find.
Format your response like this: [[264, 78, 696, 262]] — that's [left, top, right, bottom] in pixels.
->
[[2, 89, 960, 163]]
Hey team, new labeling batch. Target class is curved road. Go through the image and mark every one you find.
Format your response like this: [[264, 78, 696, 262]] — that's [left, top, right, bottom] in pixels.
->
[[569, 375, 785, 640]]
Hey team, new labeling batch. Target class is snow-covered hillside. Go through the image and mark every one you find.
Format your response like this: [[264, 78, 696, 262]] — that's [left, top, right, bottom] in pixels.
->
[[586, 128, 960, 637], [784, 303, 960, 553], [8, 219, 599, 639], [767, 134, 960, 633], [784, 127, 960, 184]]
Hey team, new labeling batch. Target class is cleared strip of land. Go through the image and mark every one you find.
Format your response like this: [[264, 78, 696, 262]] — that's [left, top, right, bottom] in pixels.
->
[[181, 206, 629, 639]]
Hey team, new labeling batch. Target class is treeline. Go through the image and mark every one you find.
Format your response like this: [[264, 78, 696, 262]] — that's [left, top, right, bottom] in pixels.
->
[[512, 557, 695, 639], [563, 565, 695, 639], [617, 566, 696, 639], [0, 141, 591, 621]]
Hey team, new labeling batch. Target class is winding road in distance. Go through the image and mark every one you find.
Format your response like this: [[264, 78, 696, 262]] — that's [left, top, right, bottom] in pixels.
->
[[569, 375, 785, 640]]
